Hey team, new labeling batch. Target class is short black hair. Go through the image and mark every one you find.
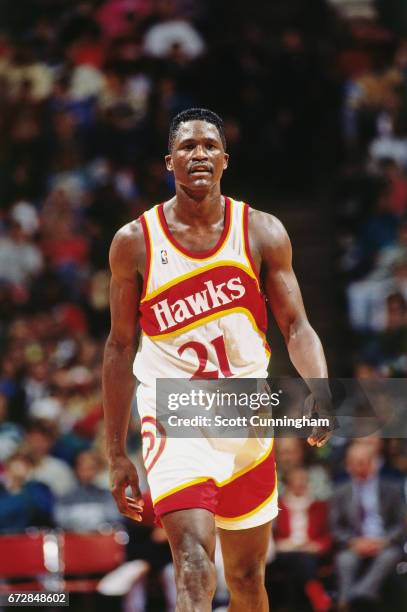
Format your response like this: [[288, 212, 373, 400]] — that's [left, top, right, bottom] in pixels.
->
[[168, 108, 226, 152]]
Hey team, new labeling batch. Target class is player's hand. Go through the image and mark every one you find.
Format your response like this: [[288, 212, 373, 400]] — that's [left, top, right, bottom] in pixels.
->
[[304, 393, 335, 448], [109, 454, 144, 522]]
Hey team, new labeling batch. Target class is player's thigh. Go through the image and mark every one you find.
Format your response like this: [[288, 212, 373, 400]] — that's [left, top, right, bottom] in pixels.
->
[[161, 508, 217, 565], [219, 522, 272, 577]]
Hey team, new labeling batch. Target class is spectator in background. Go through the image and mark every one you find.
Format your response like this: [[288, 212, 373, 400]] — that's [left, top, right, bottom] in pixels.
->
[[385, 439, 407, 502], [0, 42, 52, 102], [335, 436, 406, 486], [0, 221, 43, 287], [362, 292, 407, 374], [96, 0, 153, 40], [370, 217, 407, 279], [21, 420, 76, 497], [40, 189, 90, 299], [378, 159, 407, 217], [23, 361, 51, 408], [54, 450, 121, 531], [0, 453, 54, 533], [276, 438, 333, 500], [0, 392, 23, 462], [347, 254, 407, 331], [327, 0, 378, 21], [385, 439, 407, 481], [331, 443, 405, 610], [273, 467, 332, 612], [143, 0, 205, 60], [10, 200, 40, 236], [0, 356, 25, 423], [369, 122, 407, 171], [359, 183, 399, 263]]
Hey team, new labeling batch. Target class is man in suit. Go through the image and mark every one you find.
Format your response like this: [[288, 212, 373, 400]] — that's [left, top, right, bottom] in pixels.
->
[[331, 442, 406, 610]]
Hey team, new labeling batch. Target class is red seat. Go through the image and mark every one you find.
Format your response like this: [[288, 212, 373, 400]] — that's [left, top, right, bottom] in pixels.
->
[[0, 533, 47, 592], [60, 531, 126, 592], [0, 531, 126, 594]]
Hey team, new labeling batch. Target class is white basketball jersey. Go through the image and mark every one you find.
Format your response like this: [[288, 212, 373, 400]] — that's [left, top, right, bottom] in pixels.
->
[[133, 197, 270, 397]]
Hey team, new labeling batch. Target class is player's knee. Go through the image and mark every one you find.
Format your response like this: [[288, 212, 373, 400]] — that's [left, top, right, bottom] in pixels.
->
[[175, 544, 216, 600], [225, 560, 266, 596]]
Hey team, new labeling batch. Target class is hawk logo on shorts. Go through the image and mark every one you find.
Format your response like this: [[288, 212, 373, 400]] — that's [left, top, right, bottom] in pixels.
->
[[161, 249, 168, 264]]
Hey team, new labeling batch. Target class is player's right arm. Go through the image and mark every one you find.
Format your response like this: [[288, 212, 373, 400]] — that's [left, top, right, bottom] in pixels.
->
[[102, 219, 145, 521]]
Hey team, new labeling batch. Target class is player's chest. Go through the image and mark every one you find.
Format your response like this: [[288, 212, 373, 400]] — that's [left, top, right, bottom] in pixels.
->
[[166, 225, 224, 252]]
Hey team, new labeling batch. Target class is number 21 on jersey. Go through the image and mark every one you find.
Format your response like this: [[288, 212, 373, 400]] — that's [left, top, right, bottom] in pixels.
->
[[178, 334, 233, 379]]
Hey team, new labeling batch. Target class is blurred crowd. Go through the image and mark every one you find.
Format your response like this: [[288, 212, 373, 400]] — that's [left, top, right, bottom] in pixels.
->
[[0, 0, 406, 611], [335, 9, 407, 377]]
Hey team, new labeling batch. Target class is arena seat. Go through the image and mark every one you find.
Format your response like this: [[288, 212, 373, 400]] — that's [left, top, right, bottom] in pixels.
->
[[0, 532, 50, 592], [60, 531, 126, 592]]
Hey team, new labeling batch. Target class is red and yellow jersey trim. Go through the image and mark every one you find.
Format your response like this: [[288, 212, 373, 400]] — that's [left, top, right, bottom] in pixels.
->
[[139, 213, 153, 300], [141, 259, 259, 304], [139, 263, 268, 341], [147, 306, 270, 348], [156, 197, 233, 261]]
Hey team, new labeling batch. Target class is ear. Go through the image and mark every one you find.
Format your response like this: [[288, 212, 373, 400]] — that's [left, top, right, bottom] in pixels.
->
[[165, 154, 173, 171], [223, 153, 229, 170]]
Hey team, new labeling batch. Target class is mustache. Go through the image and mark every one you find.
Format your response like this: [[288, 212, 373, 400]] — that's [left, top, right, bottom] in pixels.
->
[[188, 163, 213, 173]]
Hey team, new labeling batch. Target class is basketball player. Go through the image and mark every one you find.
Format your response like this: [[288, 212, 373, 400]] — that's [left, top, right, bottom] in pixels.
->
[[103, 108, 333, 611]]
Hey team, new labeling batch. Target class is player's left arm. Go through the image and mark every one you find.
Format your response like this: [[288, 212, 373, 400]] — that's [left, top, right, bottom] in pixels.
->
[[249, 209, 333, 447]]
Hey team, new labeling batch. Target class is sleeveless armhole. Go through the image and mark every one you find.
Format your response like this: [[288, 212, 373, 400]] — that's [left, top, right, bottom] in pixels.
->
[[139, 214, 152, 300], [242, 203, 260, 281]]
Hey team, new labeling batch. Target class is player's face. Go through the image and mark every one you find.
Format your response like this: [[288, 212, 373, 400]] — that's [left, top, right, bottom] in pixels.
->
[[165, 120, 229, 191]]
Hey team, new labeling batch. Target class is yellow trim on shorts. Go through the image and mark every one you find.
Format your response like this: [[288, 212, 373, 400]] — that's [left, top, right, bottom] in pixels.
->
[[141, 259, 259, 303], [152, 440, 274, 506], [215, 438, 274, 487], [153, 477, 211, 506]]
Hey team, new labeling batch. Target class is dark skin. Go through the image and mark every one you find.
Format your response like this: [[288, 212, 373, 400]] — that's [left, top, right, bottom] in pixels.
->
[[103, 119, 332, 610]]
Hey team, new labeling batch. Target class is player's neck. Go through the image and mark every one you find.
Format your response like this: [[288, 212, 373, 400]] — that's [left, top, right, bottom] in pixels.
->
[[171, 185, 224, 226]]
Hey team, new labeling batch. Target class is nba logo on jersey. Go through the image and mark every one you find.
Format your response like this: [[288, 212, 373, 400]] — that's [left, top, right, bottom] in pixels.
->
[[161, 249, 168, 264]]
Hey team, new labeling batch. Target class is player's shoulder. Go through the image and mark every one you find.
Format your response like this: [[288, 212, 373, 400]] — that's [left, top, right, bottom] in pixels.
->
[[246, 204, 290, 249], [109, 218, 146, 278], [111, 218, 145, 256]]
